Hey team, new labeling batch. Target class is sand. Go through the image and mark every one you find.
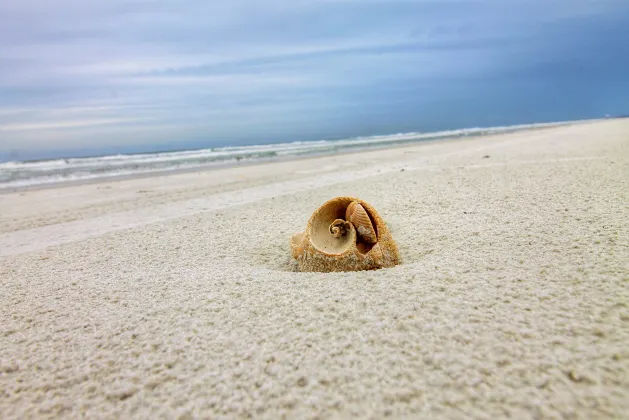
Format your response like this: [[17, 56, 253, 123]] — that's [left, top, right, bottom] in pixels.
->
[[1, 119, 628, 419]]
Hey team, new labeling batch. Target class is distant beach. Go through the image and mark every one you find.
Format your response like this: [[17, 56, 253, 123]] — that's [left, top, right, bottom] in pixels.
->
[[0, 121, 573, 191]]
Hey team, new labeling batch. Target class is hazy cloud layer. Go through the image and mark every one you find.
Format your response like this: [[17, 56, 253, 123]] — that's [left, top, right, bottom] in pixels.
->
[[1, 0, 628, 159]]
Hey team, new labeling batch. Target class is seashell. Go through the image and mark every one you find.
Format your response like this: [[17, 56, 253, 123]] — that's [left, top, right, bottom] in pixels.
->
[[345, 201, 377, 245], [329, 219, 351, 238], [290, 197, 400, 272]]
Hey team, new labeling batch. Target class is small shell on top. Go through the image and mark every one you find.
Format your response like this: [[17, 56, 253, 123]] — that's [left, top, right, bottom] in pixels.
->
[[345, 201, 377, 244]]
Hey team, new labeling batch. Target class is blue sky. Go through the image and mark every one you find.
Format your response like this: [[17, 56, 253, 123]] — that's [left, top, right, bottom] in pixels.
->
[[1, 0, 628, 161]]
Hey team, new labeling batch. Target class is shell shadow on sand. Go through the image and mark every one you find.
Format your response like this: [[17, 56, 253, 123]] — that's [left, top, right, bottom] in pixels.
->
[[290, 197, 400, 272]]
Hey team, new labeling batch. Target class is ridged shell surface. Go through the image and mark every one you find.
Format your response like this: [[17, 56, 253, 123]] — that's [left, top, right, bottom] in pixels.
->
[[345, 201, 377, 245]]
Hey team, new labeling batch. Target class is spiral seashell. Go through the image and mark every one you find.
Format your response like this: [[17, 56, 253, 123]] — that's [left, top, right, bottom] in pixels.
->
[[345, 201, 377, 245], [329, 219, 351, 238], [289, 197, 400, 272]]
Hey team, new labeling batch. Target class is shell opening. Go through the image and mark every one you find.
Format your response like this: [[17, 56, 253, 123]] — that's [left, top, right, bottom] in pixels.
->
[[309, 198, 357, 255], [308, 197, 382, 256]]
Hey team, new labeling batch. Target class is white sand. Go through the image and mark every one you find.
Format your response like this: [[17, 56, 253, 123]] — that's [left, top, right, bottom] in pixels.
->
[[1, 120, 628, 418]]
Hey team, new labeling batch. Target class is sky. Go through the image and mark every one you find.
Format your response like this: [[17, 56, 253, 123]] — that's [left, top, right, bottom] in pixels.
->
[[1, 0, 628, 161]]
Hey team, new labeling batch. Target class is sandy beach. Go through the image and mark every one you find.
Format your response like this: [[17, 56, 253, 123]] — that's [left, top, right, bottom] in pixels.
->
[[1, 119, 628, 418]]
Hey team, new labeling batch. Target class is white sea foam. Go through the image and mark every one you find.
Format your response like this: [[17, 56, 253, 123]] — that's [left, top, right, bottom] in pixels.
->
[[0, 121, 568, 189]]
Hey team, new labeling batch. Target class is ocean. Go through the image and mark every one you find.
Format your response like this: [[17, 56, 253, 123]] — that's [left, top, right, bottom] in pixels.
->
[[0, 121, 568, 190]]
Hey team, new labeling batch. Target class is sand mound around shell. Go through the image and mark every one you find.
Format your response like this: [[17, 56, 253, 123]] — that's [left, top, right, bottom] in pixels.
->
[[290, 197, 400, 272]]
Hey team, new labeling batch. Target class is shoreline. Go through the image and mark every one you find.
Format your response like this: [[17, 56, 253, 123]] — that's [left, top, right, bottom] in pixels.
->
[[0, 119, 586, 194]]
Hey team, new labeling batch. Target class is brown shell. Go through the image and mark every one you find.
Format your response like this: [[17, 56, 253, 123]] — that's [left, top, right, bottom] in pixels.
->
[[329, 219, 351, 238], [289, 197, 400, 272], [345, 201, 377, 245]]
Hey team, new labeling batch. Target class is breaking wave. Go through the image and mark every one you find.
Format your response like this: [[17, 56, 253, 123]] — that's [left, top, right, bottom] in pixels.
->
[[0, 122, 566, 189]]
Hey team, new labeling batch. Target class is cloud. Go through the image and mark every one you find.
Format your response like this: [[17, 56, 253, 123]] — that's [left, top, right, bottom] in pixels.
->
[[1, 118, 151, 132], [0, 0, 628, 157]]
